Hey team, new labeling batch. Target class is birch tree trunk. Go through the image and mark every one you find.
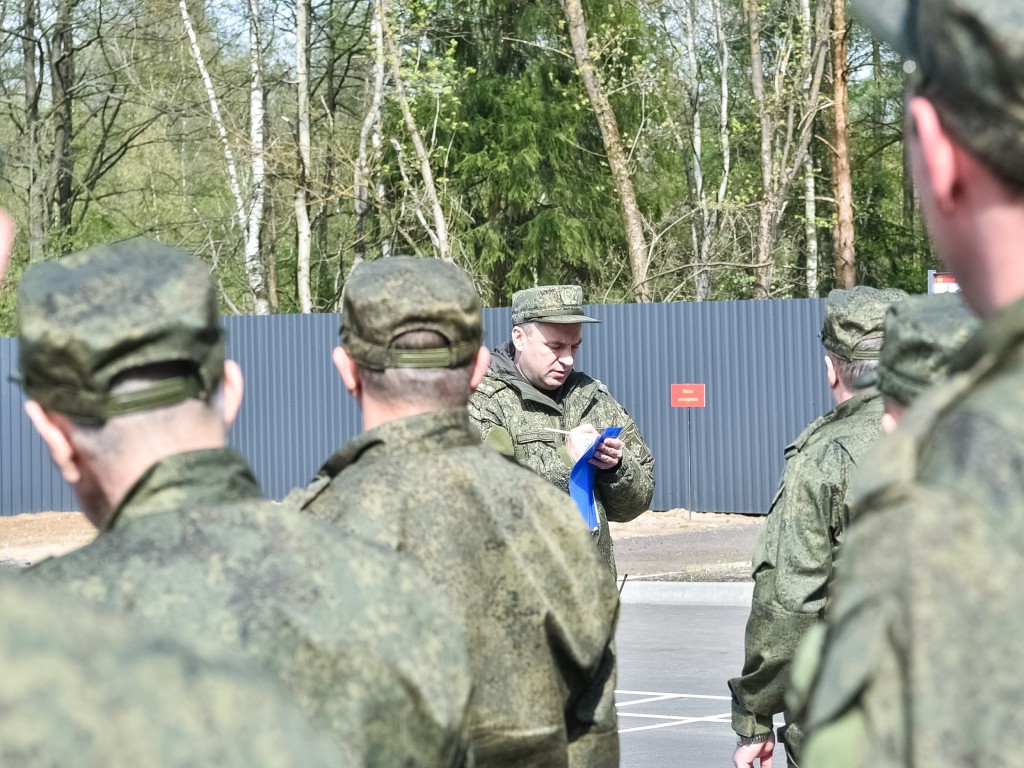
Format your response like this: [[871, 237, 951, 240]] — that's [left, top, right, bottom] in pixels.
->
[[295, 0, 313, 312], [562, 0, 651, 301], [801, 0, 819, 296], [245, 0, 269, 314], [23, 0, 47, 262], [380, 0, 449, 260], [682, 0, 730, 302], [745, 0, 830, 299], [180, 0, 268, 314], [354, 3, 386, 267], [50, 0, 75, 240], [831, 0, 855, 288]]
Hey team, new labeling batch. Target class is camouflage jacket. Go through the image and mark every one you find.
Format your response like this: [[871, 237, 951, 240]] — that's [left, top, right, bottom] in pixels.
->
[[0, 578, 351, 766], [467, 342, 655, 578], [729, 389, 883, 752], [28, 448, 473, 768], [803, 299, 1024, 768], [290, 407, 622, 768]]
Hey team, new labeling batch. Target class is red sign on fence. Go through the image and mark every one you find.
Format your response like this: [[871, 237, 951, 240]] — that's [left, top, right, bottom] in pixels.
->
[[671, 383, 706, 408]]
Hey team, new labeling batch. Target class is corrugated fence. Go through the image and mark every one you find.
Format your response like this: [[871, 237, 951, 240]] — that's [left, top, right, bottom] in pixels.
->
[[0, 299, 831, 516]]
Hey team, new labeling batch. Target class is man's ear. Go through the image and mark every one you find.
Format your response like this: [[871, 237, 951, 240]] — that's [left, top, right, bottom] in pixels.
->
[[470, 346, 491, 391], [908, 97, 960, 214], [511, 324, 526, 353], [24, 401, 81, 484], [220, 359, 244, 428], [824, 354, 839, 392], [332, 346, 361, 397]]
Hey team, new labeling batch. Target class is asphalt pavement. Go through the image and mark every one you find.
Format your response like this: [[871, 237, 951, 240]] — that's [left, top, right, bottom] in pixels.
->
[[615, 602, 783, 768]]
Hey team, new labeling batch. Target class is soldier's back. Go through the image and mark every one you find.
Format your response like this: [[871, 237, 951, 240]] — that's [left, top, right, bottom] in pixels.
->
[[804, 311, 1024, 766], [28, 500, 473, 768], [0, 578, 350, 767], [296, 408, 620, 768]]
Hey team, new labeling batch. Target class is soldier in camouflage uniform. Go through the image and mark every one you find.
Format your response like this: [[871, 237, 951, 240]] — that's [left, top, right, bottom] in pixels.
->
[[784, 293, 979, 752], [0, 217, 349, 768], [0, 578, 353, 767], [800, 2, 1024, 764], [861, 293, 978, 434], [729, 286, 906, 768], [290, 258, 621, 767], [17, 240, 473, 768], [467, 285, 655, 579]]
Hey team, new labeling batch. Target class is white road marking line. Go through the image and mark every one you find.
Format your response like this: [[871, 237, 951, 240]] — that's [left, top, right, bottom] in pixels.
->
[[618, 713, 732, 734], [615, 690, 731, 702], [615, 693, 689, 707]]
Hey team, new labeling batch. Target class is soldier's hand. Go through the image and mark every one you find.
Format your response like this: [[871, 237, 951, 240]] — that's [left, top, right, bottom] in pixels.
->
[[566, 424, 600, 463], [590, 436, 623, 471], [0, 209, 13, 287], [733, 734, 775, 768]]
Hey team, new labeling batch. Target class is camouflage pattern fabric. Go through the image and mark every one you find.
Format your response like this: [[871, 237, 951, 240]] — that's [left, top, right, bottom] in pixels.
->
[[820, 286, 908, 361], [801, 298, 1024, 767], [510, 285, 599, 325], [290, 407, 621, 768], [28, 448, 473, 768], [468, 342, 655, 579], [729, 388, 884, 761], [869, 293, 978, 407], [17, 238, 225, 425], [0, 578, 351, 766], [341, 256, 482, 370]]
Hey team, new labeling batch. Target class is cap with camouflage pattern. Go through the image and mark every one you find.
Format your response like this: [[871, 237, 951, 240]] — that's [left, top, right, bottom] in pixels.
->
[[859, 293, 979, 407], [851, 0, 1024, 184], [821, 286, 908, 361], [340, 257, 483, 370], [17, 238, 224, 426], [511, 285, 600, 326]]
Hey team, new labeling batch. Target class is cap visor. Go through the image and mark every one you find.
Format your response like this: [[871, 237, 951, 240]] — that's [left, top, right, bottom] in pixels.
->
[[537, 314, 601, 324], [851, 0, 911, 54]]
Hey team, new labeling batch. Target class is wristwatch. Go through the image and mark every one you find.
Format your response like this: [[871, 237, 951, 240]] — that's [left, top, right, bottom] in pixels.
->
[[736, 731, 773, 746]]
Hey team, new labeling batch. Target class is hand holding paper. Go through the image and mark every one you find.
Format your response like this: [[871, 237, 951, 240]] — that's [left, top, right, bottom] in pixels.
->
[[568, 426, 624, 532]]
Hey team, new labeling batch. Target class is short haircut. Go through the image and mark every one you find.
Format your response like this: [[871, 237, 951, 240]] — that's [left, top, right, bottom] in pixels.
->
[[356, 330, 474, 408], [67, 363, 222, 460], [830, 336, 883, 392]]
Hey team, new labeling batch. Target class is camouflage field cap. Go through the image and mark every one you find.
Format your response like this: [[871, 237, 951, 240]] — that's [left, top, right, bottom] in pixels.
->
[[860, 293, 979, 407], [18, 238, 225, 426], [511, 285, 599, 325], [852, 0, 1024, 184], [821, 286, 908, 361], [340, 257, 483, 370]]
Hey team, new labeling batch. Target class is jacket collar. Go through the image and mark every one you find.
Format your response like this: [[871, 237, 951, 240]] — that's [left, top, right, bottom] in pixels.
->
[[316, 407, 478, 480], [106, 448, 260, 531]]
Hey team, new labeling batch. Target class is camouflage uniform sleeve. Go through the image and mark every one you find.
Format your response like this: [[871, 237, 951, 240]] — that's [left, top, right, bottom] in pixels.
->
[[728, 444, 846, 736], [566, 643, 620, 768], [801, 490, 911, 768], [468, 380, 516, 457], [594, 406, 655, 523]]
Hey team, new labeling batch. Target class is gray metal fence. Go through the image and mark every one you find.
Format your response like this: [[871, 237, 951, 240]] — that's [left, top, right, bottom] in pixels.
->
[[0, 299, 832, 516]]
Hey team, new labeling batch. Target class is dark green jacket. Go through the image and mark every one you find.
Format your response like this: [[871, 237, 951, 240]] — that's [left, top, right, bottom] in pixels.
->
[[468, 343, 655, 578], [0, 578, 351, 766], [804, 298, 1024, 768], [29, 448, 473, 768], [729, 389, 884, 756], [290, 408, 621, 768]]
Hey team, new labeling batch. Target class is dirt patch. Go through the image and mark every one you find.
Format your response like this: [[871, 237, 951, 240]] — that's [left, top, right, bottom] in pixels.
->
[[610, 510, 763, 582], [0, 507, 764, 581], [0, 512, 96, 568]]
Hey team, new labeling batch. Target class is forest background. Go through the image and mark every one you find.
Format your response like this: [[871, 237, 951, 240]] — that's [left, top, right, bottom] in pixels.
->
[[0, 0, 932, 331]]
